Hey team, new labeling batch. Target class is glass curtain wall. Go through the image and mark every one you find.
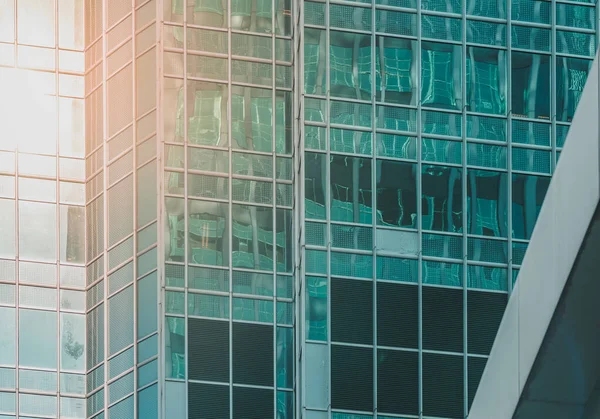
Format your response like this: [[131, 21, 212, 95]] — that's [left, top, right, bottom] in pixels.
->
[[161, 0, 295, 417], [301, 1, 597, 419], [84, 0, 159, 418], [0, 1, 87, 418]]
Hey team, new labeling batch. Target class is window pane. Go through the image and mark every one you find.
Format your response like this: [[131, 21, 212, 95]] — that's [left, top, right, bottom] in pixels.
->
[[61, 313, 85, 371], [556, 57, 592, 122], [19, 201, 56, 262], [467, 169, 508, 237], [421, 42, 462, 110], [467, 47, 506, 115], [19, 309, 57, 369], [512, 53, 550, 119]]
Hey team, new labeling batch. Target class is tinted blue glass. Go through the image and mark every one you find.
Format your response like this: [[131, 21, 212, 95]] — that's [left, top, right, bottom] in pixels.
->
[[556, 57, 592, 122], [422, 165, 463, 233], [467, 169, 508, 237], [421, 42, 462, 111], [467, 47, 507, 115], [377, 160, 417, 228]]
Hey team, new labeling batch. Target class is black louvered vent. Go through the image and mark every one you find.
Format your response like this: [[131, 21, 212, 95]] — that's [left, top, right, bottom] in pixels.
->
[[468, 290, 507, 355], [422, 286, 463, 352], [233, 322, 273, 386], [331, 344, 373, 412], [188, 382, 229, 419], [188, 318, 229, 383], [468, 356, 487, 410], [423, 352, 464, 419], [232, 386, 274, 419], [377, 349, 419, 416], [377, 283, 418, 349], [331, 278, 373, 344]]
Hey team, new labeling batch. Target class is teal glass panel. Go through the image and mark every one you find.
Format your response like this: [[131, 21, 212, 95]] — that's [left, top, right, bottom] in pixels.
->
[[376, 105, 417, 132], [138, 384, 158, 419], [468, 237, 508, 264], [375, 38, 416, 106], [422, 110, 462, 137], [305, 1, 325, 26], [138, 334, 158, 363], [330, 128, 372, 155], [511, 53, 550, 119], [330, 4, 372, 31], [467, 169, 508, 237], [466, 115, 506, 142], [422, 138, 461, 165], [422, 0, 460, 13], [189, 266, 228, 292], [330, 252, 373, 279], [512, 25, 550, 51], [304, 29, 326, 95], [512, 174, 550, 240], [377, 160, 418, 227], [466, 47, 507, 115], [306, 276, 327, 341], [512, 0, 550, 24], [377, 256, 418, 283], [277, 327, 294, 388], [512, 147, 551, 174], [377, 9, 416, 37], [556, 3, 595, 30], [376, 134, 417, 160], [422, 165, 463, 233], [137, 271, 158, 338], [422, 260, 462, 286], [467, 265, 508, 291], [108, 286, 134, 356], [232, 297, 274, 322], [556, 57, 592, 122], [557, 30, 596, 57], [330, 156, 372, 224], [60, 313, 86, 372], [187, 199, 228, 266], [467, 143, 506, 169], [277, 391, 294, 418], [467, 20, 506, 47], [305, 153, 326, 220], [422, 14, 461, 41], [165, 316, 185, 379], [422, 232, 463, 260], [421, 42, 462, 110], [511, 120, 550, 146], [189, 294, 229, 319], [467, 0, 506, 19], [306, 249, 327, 275], [138, 359, 158, 388]]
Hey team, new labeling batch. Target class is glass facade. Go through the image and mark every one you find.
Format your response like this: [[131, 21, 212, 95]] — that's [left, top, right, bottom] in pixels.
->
[[301, 1, 597, 419], [0, 0, 596, 418]]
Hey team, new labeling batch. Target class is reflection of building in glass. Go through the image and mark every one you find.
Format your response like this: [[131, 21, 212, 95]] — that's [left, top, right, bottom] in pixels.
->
[[0, 0, 596, 418]]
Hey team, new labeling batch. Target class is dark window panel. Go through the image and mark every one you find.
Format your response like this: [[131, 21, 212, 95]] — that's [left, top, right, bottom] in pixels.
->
[[331, 278, 373, 345], [188, 318, 229, 383], [377, 283, 418, 349], [423, 352, 464, 419], [467, 290, 507, 355], [468, 356, 488, 411], [377, 349, 419, 416], [331, 345, 373, 412], [188, 382, 229, 419], [233, 322, 273, 386], [422, 286, 463, 352], [233, 386, 274, 419]]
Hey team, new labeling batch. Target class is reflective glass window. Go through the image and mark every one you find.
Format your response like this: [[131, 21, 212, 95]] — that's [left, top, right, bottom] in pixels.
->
[[330, 156, 372, 224], [467, 169, 508, 237], [375, 38, 416, 106], [376, 160, 417, 228], [511, 53, 550, 119], [421, 42, 462, 111], [19, 309, 57, 369], [422, 165, 463, 233], [467, 47, 507, 115], [512, 173, 550, 240], [556, 57, 592, 122]]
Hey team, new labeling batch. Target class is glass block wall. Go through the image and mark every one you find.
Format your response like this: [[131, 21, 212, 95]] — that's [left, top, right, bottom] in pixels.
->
[[0, 0, 87, 417], [300, 1, 597, 419], [84, 0, 160, 418], [161, 0, 295, 417]]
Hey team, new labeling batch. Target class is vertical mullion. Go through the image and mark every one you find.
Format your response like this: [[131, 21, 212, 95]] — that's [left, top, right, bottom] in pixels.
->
[[131, 0, 139, 416], [324, 0, 332, 417], [55, 0, 61, 415], [102, 0, 109, 414], [415, 0, 423, 417], [371, 1, 377, 417], [294, 0, 306, 418], [227, 0, 234, 417], [507, 0, 514, 297], [182, 0, 189, 417], [272, 0, 278, 416], [461, 0, 468, 416]]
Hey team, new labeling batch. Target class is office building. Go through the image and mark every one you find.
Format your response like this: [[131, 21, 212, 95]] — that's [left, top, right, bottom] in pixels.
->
[[0, 0, 596, 418]]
